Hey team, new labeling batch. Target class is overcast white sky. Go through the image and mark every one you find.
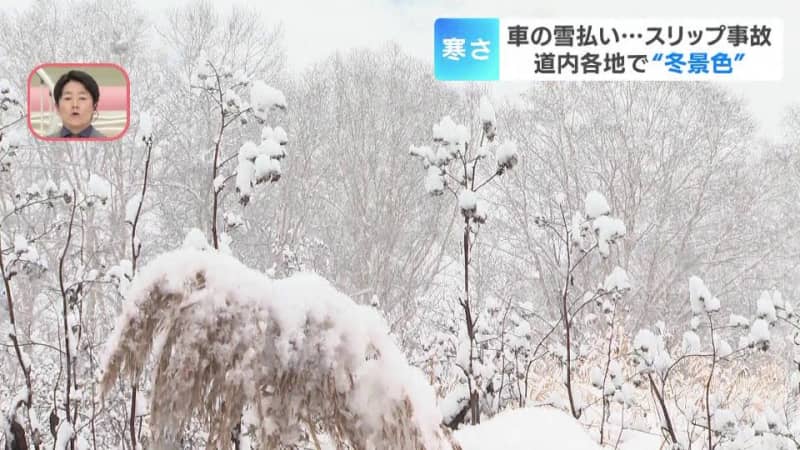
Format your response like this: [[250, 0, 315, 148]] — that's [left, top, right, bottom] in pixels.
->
[[3, 0, 797, 138]]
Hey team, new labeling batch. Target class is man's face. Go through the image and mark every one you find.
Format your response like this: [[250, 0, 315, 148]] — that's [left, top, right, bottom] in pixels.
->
[[57, 80, 94, 132]]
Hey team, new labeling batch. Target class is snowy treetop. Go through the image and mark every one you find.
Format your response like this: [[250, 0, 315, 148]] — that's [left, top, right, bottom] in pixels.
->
[[478, 96, 496, 125], [433, 116, 469, 147], [250, 80, 286, 112], [584, 190, 610, 219], [603, 266, 631, 293]]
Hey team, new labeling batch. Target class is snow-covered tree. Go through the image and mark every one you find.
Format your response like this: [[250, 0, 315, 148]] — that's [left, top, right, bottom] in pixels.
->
[[410, 95, 519, 427]]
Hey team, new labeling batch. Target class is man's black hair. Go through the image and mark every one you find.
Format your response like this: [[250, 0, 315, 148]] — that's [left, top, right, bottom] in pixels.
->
[[52, 70, 100, 106]]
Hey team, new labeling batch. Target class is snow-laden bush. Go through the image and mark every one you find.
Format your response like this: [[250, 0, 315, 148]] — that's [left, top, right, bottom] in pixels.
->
[[99, 249, 461, 450]]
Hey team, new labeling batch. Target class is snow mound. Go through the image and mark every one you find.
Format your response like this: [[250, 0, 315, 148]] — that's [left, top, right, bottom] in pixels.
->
[[455, 407, 601, 450]]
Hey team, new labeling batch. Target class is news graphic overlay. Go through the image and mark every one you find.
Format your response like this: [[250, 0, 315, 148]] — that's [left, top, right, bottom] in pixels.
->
[[435, 18, 783, 81], [434, 18, 500, 81], [28, 63, 130, 141]]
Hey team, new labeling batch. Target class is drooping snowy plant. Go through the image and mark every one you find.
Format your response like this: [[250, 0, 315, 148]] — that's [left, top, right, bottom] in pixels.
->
[[99, 250, 461, 450]]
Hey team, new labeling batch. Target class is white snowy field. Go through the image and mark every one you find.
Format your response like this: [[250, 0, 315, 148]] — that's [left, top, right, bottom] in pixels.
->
[[455, 407, 604, 450], [310, 407, 664, 450]]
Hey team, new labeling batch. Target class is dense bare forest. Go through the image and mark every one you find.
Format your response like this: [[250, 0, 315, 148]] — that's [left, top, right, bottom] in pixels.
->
[[2, 1, 800, 449]]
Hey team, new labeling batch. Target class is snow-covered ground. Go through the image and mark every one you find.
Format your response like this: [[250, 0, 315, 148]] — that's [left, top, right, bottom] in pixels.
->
[[455, 407, 602, 450], [457, 407, 663, 450], [312, 406, 665, 450]]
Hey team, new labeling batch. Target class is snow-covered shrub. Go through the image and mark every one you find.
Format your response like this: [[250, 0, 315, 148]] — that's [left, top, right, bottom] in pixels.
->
[[99, 250, 461, 450]]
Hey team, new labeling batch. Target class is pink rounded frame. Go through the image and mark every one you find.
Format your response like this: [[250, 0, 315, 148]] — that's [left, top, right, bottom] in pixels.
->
[[27, 62, 131, 142]]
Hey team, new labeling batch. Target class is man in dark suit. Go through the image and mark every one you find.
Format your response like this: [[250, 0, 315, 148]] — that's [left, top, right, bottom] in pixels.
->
[[47, 70, 105, 138]]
